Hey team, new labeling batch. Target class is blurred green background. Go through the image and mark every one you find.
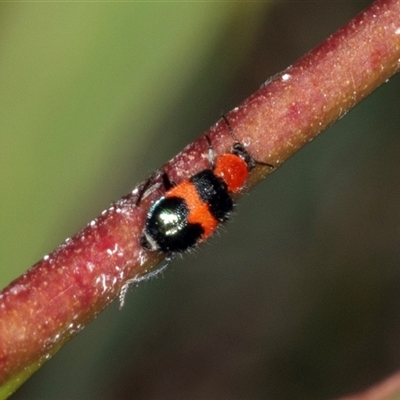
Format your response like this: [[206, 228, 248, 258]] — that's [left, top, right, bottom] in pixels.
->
[[2, 1, 400, 399]]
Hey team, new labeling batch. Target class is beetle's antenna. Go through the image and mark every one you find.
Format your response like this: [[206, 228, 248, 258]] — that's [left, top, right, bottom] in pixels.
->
[[222, 114, 240, 144], [222, 114, 274, 169]]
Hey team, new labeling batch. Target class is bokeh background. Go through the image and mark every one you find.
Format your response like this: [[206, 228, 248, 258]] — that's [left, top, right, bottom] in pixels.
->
[[2, 1, 400, 399]]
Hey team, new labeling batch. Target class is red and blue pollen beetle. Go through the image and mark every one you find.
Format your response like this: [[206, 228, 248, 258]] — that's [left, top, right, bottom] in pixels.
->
[[139, 115, 274, 258], [119, 115, 274, 304]]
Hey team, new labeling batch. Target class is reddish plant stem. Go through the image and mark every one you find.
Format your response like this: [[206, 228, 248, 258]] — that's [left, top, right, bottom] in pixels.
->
[[0, 0, 400, 394], [337, 371, 400, 400]]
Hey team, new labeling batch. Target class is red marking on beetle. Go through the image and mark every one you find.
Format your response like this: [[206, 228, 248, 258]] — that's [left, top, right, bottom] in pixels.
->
[[166, 180, 218, 240], [213, 153, 249, 194]]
